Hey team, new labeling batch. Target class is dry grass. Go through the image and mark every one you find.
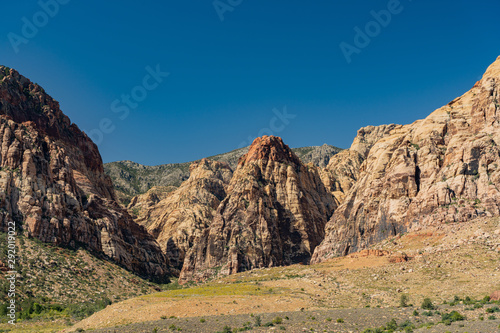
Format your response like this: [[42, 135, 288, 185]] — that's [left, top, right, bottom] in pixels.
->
[[65, 217, 500, 331]]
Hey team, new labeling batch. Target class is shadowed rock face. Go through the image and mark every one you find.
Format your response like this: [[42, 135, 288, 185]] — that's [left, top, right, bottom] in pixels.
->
[[0, 66, 169, 281], [179, 136, 336, 283], [313, 56, 500, 263]]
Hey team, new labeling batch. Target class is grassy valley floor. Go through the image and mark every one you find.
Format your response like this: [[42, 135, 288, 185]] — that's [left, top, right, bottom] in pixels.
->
[[1, 217, 499, 332]]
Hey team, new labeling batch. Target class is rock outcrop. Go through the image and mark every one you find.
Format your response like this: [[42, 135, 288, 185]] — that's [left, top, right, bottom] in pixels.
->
[[104, 145, 342, 199], [319, 125, 399, 205], [0, 66, 168, 281], [179, 136, 336, 282], [313, 56, 500, 262], [129, 159, 233, 270]]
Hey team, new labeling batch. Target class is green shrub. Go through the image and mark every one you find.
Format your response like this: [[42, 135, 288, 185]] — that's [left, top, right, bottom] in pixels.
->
[[221, 326, 232, 333], [486, 306, 500, 313], [272, 317, 283, 324], [400, 294, 409, 307], [421, 298, 436, 310], [441, 311, 464, 324], [488, 315, 496, 320], [399, 319, 415, 332], [254, 315, 262, 327], [385, 318, 398, 330], [337, 318, 344, 323]]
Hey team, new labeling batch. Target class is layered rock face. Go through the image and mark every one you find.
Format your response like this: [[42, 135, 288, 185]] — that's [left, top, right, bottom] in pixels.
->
[[179, 136, 336, 282], [0, 66, 168, 281], [313, 56, 500, 262], [130, 159, 233, 270], [319, 125, 398, 205]]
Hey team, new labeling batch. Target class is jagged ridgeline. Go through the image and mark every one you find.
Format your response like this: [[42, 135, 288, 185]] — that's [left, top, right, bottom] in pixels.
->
[[0, 65, 169, 282], [120, 56, 500, 283], [104, 143, 343, 203], [2, 55, 500, 289]]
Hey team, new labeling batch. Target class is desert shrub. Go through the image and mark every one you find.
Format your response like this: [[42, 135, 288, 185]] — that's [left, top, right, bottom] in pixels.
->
[[337, 318, 344, 323], [399, 320, 415, 332], [481, 295, 491, 304], [441, 310, 464, 325], [385, 318, 398, 330], [362, 328, 384, 333], [221, 326, 232, 333], [272, 317, 283, 324], [67, 297, 112, 320], [400, 294, 409, 307], [421, 298, 436, 310], [254, 315, 262, 327], [486, 306, 500, 313], [464, 296, 475, 305]]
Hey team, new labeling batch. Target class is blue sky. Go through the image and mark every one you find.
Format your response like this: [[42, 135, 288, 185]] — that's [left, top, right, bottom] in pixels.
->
[[1, 1, 500, 165]]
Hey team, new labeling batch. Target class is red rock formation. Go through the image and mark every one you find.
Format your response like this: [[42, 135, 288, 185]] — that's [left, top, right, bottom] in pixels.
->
[[179, 136, 336, 283], [490, 290, 500, 301], [313, 56, 500, 263], [0, 66, 168, 281]]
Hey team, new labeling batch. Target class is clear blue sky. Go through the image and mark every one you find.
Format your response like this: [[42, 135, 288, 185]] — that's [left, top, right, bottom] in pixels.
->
[[1, 1, 499, 165]]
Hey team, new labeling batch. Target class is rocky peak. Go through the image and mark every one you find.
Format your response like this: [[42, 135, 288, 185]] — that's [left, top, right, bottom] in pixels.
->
[[239, 135, 301, 166], [0, 66, 168, 281], [188, 158, 233, 183], [481, 55, 500, 79], [179, 136, 336, 283], [0, 66, 105, 178], [350, 124, 401, 158], [130, 158, 233, 271], [313, 55, 500, 263]]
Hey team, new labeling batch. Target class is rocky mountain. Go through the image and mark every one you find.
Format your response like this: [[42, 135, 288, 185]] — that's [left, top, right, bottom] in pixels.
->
[[319, 125, 400, 203], [104, 144, 342, 199], [129, 159, 233, 271], [179, 136, 337, 282], [0, 66, 168, 281], [313, 56, 500, 262]]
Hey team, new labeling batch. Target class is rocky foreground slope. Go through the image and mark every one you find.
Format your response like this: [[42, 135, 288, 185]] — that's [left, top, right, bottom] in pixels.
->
[[0, 66, 168, 281], [313, 56, 500, 262]]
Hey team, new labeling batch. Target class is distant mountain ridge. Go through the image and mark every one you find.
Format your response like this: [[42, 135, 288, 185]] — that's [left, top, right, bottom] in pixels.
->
[[104, 144, 343, 199]]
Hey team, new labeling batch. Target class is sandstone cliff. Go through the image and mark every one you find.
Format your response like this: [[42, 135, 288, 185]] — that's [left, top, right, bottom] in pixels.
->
[[179, 136, 336, 282], [313, 56, 500, 262], [129, 159, 233, 270], [0, 66, 168, 281]]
